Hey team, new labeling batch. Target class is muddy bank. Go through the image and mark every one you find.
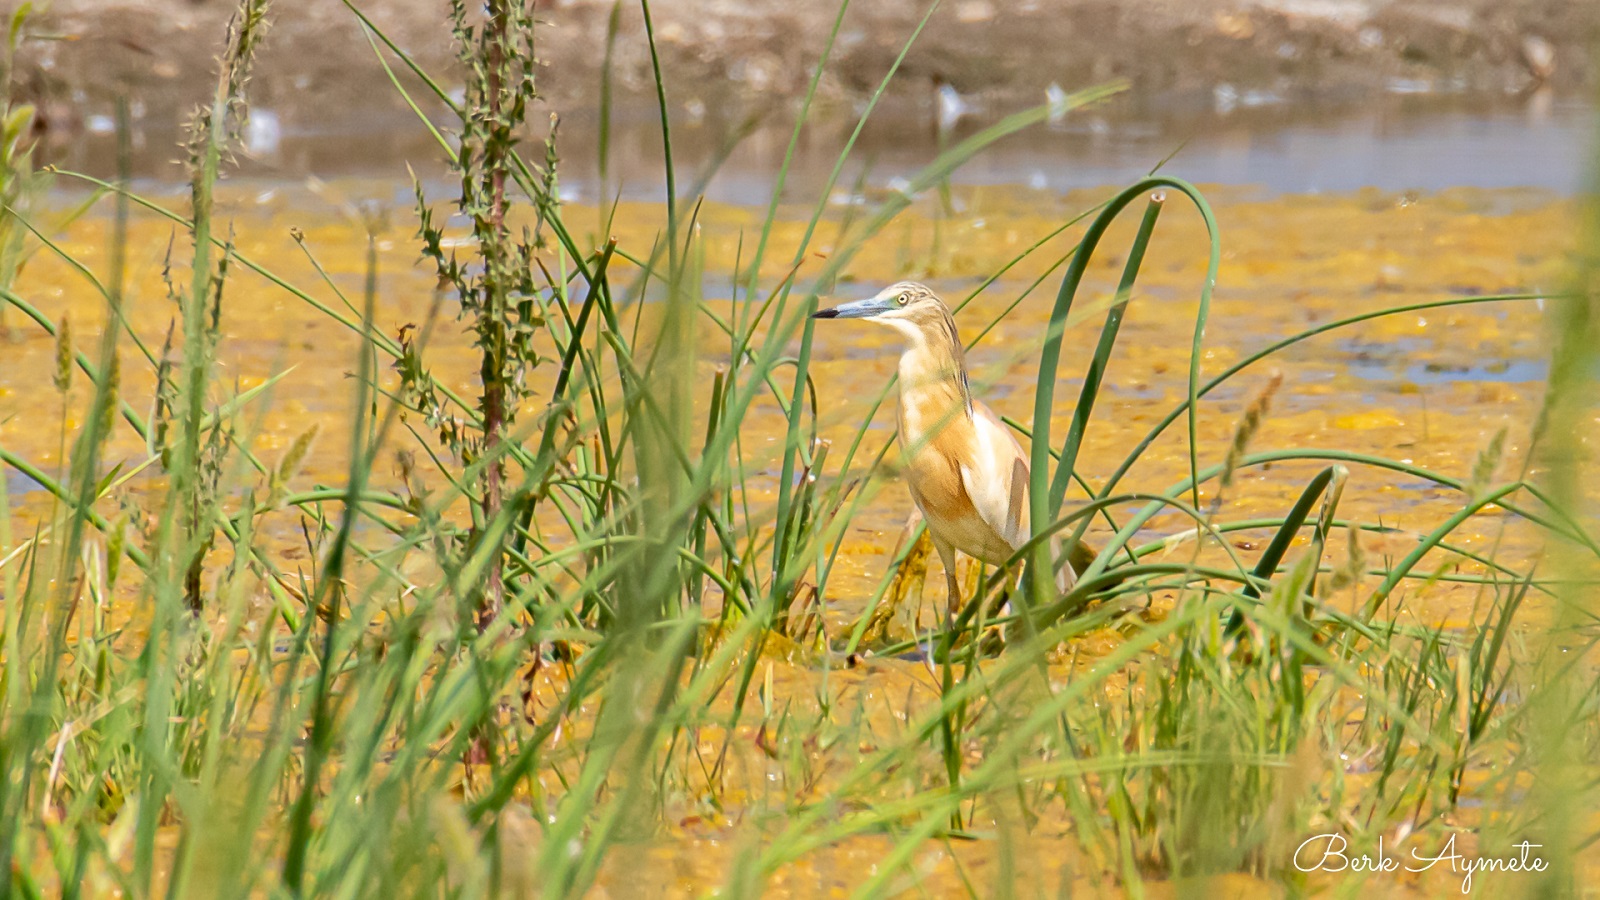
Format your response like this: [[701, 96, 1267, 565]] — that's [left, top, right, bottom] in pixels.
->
[[14, 0, 1595, 162]]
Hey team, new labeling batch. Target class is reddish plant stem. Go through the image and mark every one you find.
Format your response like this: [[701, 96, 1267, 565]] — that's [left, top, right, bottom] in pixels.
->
[[475, 0, 510, 631]]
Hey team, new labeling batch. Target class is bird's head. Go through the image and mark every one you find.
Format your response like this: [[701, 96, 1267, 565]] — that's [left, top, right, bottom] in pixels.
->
[[811, 281, 952, 344]]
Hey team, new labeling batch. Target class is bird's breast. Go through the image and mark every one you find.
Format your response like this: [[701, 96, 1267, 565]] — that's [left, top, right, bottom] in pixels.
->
[[897, 383, 1015, 565], [898, 384, 969, 507]]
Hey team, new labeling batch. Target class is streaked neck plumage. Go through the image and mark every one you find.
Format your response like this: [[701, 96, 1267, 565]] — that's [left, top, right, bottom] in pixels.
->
[[884, 303, 974, 438]]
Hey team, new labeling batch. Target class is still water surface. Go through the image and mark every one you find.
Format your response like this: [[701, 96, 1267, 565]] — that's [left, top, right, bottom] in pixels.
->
[[50, 92, 1596, 202]]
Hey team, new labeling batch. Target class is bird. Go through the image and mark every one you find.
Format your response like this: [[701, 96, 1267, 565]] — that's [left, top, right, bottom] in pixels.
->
[[932, 75, 973, 138], [813, 281, 1086, 620]]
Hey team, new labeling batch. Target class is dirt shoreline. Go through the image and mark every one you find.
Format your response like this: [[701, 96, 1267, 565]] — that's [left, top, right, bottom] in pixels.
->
[[13, 0, 1595, 148]]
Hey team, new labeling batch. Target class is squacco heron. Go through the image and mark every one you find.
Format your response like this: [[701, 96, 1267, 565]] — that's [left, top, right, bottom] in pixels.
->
[[814, 281, 1082, 619]]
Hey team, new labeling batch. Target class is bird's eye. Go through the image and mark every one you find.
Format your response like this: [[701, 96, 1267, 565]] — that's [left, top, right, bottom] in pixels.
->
[[897, 293, 910, 306]]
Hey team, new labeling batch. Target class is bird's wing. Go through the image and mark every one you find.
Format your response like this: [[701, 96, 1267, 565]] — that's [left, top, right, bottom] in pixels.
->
[[959, 401, 1032, 555]]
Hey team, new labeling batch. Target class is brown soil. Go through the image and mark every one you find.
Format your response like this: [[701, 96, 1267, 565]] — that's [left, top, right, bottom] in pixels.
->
[[12, 0, 1597, 141]]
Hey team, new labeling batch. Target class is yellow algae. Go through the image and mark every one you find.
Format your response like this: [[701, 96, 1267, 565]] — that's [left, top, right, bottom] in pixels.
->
[[0, 180, 1587, 895], [1333, 411, 1409, 431]]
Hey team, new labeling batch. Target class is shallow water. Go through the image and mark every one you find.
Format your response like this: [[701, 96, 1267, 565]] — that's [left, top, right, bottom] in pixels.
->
[[0, 179, 1572, 623], [0, 175, 1591, 893], [43, 91, 1597, 206]]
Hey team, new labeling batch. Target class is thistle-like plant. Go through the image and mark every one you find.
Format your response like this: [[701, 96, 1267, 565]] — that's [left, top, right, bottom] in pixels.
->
[[405, 0, 548, 628]]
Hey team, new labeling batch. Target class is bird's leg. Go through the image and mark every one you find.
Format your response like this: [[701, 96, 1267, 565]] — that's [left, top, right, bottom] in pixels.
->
[[933, 537, 962, 624], [983, 565, 1018, 621], [1051, 533, 1080, 593], [878, 510, 933, 641], [890, 508, 925, 558]]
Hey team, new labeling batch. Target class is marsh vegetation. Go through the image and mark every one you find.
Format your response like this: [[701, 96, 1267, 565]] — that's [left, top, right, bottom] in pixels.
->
[[0, 1, 1597, 896]]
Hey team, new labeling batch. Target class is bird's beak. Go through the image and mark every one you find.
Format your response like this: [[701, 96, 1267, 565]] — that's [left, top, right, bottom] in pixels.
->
[[812, 296, 896, 320]]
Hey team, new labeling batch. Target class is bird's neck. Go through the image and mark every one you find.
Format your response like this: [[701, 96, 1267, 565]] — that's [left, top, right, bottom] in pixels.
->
[[894, 315, 973, 427]]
